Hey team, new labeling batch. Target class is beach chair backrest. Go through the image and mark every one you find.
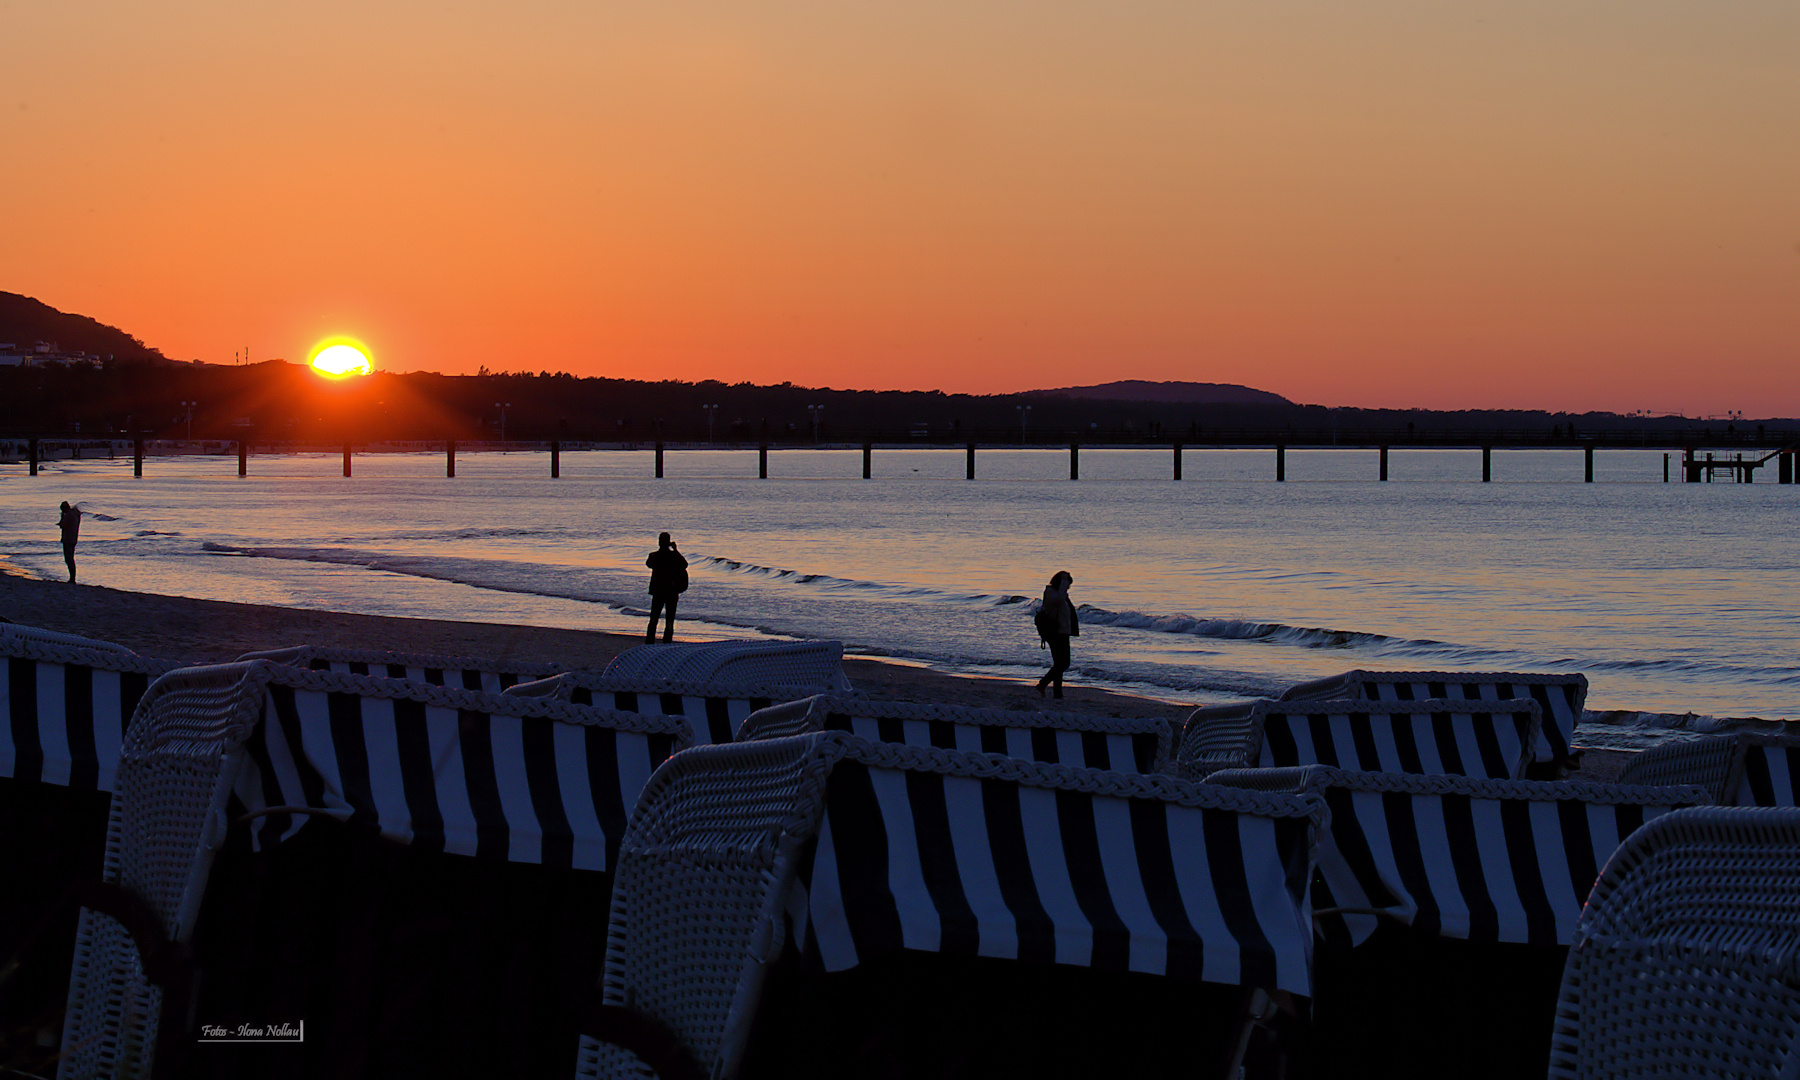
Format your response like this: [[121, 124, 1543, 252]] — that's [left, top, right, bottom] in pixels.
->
[[503, 672, 820, 746], [58, 661, 690, 1079], [578, 733, 1324, 1080], [237, 644, 563, 696], [601, 639, 851, 691], [1203, 765, 1708, 950], [1548, 806, 1800, 1079], [738, 692, 1173, 773], [1618, 734, 1800, 809], [0, 621, 137, 655], [1281, 669, 1588, 771], [1177, 698, 1543, 782]]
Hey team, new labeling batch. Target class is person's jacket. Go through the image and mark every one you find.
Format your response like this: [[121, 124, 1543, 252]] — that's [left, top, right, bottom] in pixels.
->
[[1042, 584, 1078, 637], [647, 548, 689, 597]]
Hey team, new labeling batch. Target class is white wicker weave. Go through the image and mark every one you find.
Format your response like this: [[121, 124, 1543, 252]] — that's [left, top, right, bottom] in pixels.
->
[[601, 640, 850, 692], [237, 643, 564, 695], [737, 692, 1175, 773], [1548, 806, 1800, 1079], [1615, 735, 1742, 802]]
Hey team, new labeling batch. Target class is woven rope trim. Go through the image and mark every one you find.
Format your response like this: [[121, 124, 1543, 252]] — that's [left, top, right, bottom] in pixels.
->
[[0, 634, 183, 675], [236, 643, 566, 676], [1251, 763, 1709, 804], [816, 731, 1326, 822], [535, 672, 832, 703], [1341, 668, 1588, 689], [799, 692, 1173, 737], [1257, 696, 1545, 718]]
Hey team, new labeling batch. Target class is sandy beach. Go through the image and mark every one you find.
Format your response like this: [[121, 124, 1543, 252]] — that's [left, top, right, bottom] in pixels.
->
[[0, 572, 1631, 779]]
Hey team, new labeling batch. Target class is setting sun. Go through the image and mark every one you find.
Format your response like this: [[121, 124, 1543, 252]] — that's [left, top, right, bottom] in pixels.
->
[[309, 340, 373, 378]]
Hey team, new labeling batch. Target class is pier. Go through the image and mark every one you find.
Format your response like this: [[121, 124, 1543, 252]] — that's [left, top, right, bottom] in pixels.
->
[[7, 429, 1798, 484]]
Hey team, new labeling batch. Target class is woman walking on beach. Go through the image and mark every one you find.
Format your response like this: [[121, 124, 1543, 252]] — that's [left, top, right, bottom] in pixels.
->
[[645, 532, 688, 643], [58, 501, 81, 583], [1034, 570, 1078, 698]]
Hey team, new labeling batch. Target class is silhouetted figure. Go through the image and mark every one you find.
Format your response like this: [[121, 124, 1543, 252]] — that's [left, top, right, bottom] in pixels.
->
[[1034, 570, 1078, 698], [645, 532, 688, 643], [58, 501, 81, 583]]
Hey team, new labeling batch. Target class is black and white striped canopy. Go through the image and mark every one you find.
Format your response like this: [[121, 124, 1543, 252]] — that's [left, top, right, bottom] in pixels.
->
[[1736, 737, 1800, 807], [1281, 670, 1587, 767], [1179, 698, 1541, 781], [1205, 765, 1706, 948], [1, 645, 176, 791], [231, 669, 691, 872], [504, 672, 814, 746], [790, 741, 1325, 996], [237, 644, 564, 697]]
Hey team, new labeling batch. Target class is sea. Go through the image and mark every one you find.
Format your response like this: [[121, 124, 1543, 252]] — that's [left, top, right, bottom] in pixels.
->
[[4, 445, 1797, 751]]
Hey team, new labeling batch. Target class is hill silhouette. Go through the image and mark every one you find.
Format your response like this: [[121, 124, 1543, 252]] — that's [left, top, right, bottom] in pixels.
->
[[0, 292, 167, 362], [1036, 380, 1290, 406]]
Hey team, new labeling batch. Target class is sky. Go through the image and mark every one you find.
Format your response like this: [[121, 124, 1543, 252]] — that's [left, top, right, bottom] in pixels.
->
[[5, 1, 1797, 415]]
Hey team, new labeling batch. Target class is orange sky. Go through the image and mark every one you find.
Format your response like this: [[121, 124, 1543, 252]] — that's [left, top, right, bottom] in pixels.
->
[[6, 2, 1797, 414]]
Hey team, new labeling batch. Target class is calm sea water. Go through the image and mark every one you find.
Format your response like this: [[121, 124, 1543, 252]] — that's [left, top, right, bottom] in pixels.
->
[[3, 446, 1796, 749]]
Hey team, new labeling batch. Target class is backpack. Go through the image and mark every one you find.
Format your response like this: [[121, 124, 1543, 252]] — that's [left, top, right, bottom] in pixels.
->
[[1033, 603, 1057, 640]]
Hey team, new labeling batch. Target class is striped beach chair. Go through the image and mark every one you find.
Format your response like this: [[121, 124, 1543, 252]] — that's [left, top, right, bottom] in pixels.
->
[[1549, 806, 1800, 1079], [504, 671, 822, 746], [1177, 697, 1543, 781], [1618, 732, 1800, 808], [737, 692, 1174, 774], [0, 630, 182, 1056], [57, 660, 690, 1080], [237, 643, 564, 696], [576, 732, 1324, 1080], [1281, 669, 1588, 777], [1203, 765, 1708, 1079], [601, 639, 852, 691]]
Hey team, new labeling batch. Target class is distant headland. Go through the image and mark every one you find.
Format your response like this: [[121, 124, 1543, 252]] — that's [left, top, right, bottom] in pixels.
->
[[3, 291, 1794, 446]]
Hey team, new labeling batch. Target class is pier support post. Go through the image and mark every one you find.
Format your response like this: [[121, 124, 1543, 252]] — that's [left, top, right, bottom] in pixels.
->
[[1781, 451, 1794, 485], [133, 438, 144, 478], [759, 443, 768, 479], [342, 443, 352, 477], [1584, 444, 1594, 483], [1482, 445, 1492, 482], [1379, 445, 1388, 481], [27, 438, 37, 476], [238, 438, 248, 477], [655, 441, 664, 478], [863, 441, 872, 479], [1683, 447, 1696, 483], [1275, 443, 1285, 482], [551, 439, 560, 478], [1172, 442, 1182, 481], [1070, 441, 1079, 480], [1664, 453, 1670, 483], [966, 442, 975, 480], [447, 440, 456, 478]]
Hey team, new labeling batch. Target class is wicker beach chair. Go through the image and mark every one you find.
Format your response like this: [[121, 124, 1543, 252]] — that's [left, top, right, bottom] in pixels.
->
[[0, 633, 182, 1059], [504, 672, 822, 746], [1279, 669, 1588, 777], [1201, 765, 1709, 1079], [57, 660, 691, 1080], [1176, 697, 1543, 781], [0, 621, 137, 655], [601, 640, 851, 692], [737, 692, 1174, 773], [1618, 732, 1800, 808], [237, 643, 564, 696], [576, 732, 1325, 1080], [1547, 805, 1800, 1079]]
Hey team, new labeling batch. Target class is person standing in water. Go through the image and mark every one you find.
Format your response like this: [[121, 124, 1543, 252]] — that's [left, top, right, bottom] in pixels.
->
[[1034, 570, 1078, 698], [645, 532, 689, 643], [58, 501, 81, 583]]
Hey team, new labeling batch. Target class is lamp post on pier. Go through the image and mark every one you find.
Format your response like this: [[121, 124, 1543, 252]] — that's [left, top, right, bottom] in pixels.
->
[[807, 404, 824, 444], [180, 401, 197, 441], [1016, 404, 1031, 444], [703, 403, 719, 444], [494, 402, 511, 449]]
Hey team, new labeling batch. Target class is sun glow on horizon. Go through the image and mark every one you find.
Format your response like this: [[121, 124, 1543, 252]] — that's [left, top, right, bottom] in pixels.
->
[[309, 340, 373, 378]]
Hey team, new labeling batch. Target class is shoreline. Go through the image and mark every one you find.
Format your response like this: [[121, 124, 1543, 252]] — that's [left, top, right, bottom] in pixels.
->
[[0, 574, 1632, 780]]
